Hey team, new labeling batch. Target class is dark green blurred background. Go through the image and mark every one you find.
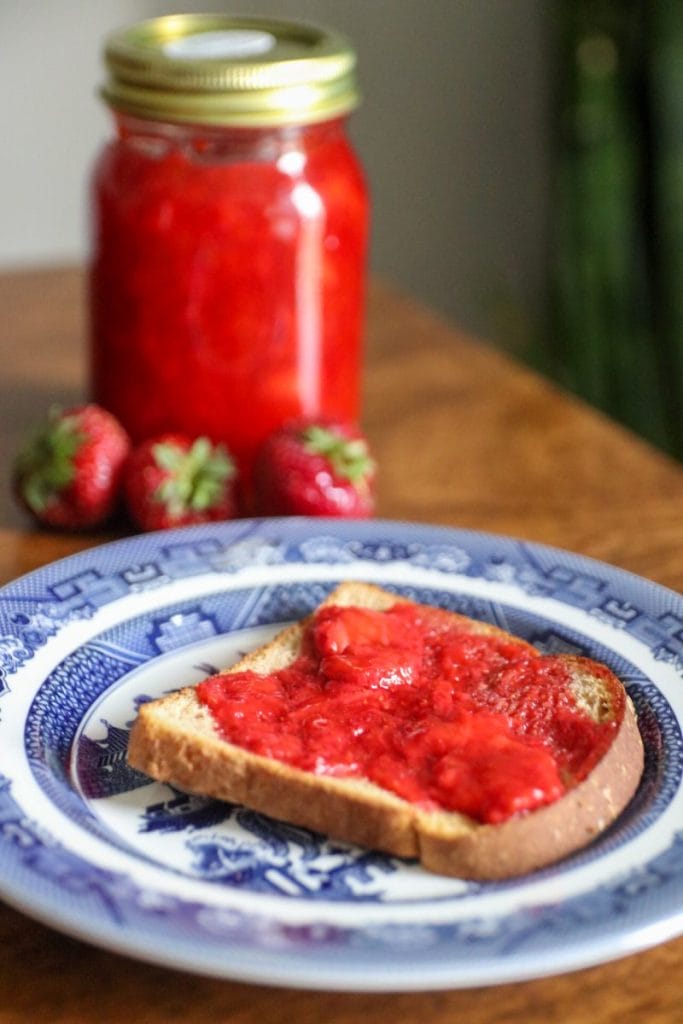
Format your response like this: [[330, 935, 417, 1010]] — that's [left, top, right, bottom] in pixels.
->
[[543, 0, 683, 458]]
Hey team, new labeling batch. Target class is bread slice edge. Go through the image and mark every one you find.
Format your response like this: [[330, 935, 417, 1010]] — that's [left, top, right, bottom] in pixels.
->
[[126, 582, 645, 879]]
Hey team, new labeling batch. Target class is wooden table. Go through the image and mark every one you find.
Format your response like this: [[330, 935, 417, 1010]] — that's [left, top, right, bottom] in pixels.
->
[[1, 265, 682, 1022]]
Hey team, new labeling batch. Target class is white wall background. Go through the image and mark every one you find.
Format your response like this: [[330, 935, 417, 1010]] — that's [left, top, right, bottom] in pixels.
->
[[0, 0, 550, 339]]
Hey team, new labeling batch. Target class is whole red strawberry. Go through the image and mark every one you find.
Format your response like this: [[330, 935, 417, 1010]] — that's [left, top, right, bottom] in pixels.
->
[[254, 419, 376, 518], [13, 404, 131, 530], [124, 434, 237, 532]]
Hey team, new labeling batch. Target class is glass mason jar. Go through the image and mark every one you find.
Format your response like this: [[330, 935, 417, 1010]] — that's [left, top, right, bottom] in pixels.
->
[[89, 15, 369, 493]]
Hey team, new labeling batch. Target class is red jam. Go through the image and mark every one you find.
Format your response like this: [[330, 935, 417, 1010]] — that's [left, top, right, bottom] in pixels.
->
[[89, 115, 368, 486], [197, 603, 621, 825]]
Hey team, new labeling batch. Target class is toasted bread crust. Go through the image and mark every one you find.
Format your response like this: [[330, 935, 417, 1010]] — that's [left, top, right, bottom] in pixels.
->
[[415, 692, 643, 877], [127, 582, 645, 879]]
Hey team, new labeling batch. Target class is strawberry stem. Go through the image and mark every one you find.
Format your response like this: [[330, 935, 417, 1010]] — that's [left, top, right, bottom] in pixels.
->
[[153, 437, 235, 516], [302, 425, 374, 483], [15, 409, 84, 513]]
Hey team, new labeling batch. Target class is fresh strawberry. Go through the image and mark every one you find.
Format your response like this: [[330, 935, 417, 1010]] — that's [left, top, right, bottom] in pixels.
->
[[123, 434, 237, 531], [13, 404, 131, 530], [254, 419, 376, 518]]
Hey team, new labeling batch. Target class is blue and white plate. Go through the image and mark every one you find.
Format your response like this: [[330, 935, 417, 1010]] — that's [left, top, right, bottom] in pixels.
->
[[1, 517, 682, 991]]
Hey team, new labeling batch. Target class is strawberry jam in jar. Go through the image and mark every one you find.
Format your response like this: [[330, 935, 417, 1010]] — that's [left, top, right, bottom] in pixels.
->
[[90, 15, 368, 492]]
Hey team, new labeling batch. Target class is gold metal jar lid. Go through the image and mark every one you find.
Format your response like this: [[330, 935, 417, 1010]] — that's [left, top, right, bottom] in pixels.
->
[[101, 13, 360, 127]]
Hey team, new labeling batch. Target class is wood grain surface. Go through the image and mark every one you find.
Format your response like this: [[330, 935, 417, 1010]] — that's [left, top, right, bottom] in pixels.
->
[[1, 265, 683, 1022]]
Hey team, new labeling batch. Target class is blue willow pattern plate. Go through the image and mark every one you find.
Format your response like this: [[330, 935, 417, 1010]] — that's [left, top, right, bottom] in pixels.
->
[[1, 518, 683, 991]]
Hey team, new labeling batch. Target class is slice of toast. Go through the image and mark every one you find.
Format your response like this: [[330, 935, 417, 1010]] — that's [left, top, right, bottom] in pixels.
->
[[127, 582, 644, 879]]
